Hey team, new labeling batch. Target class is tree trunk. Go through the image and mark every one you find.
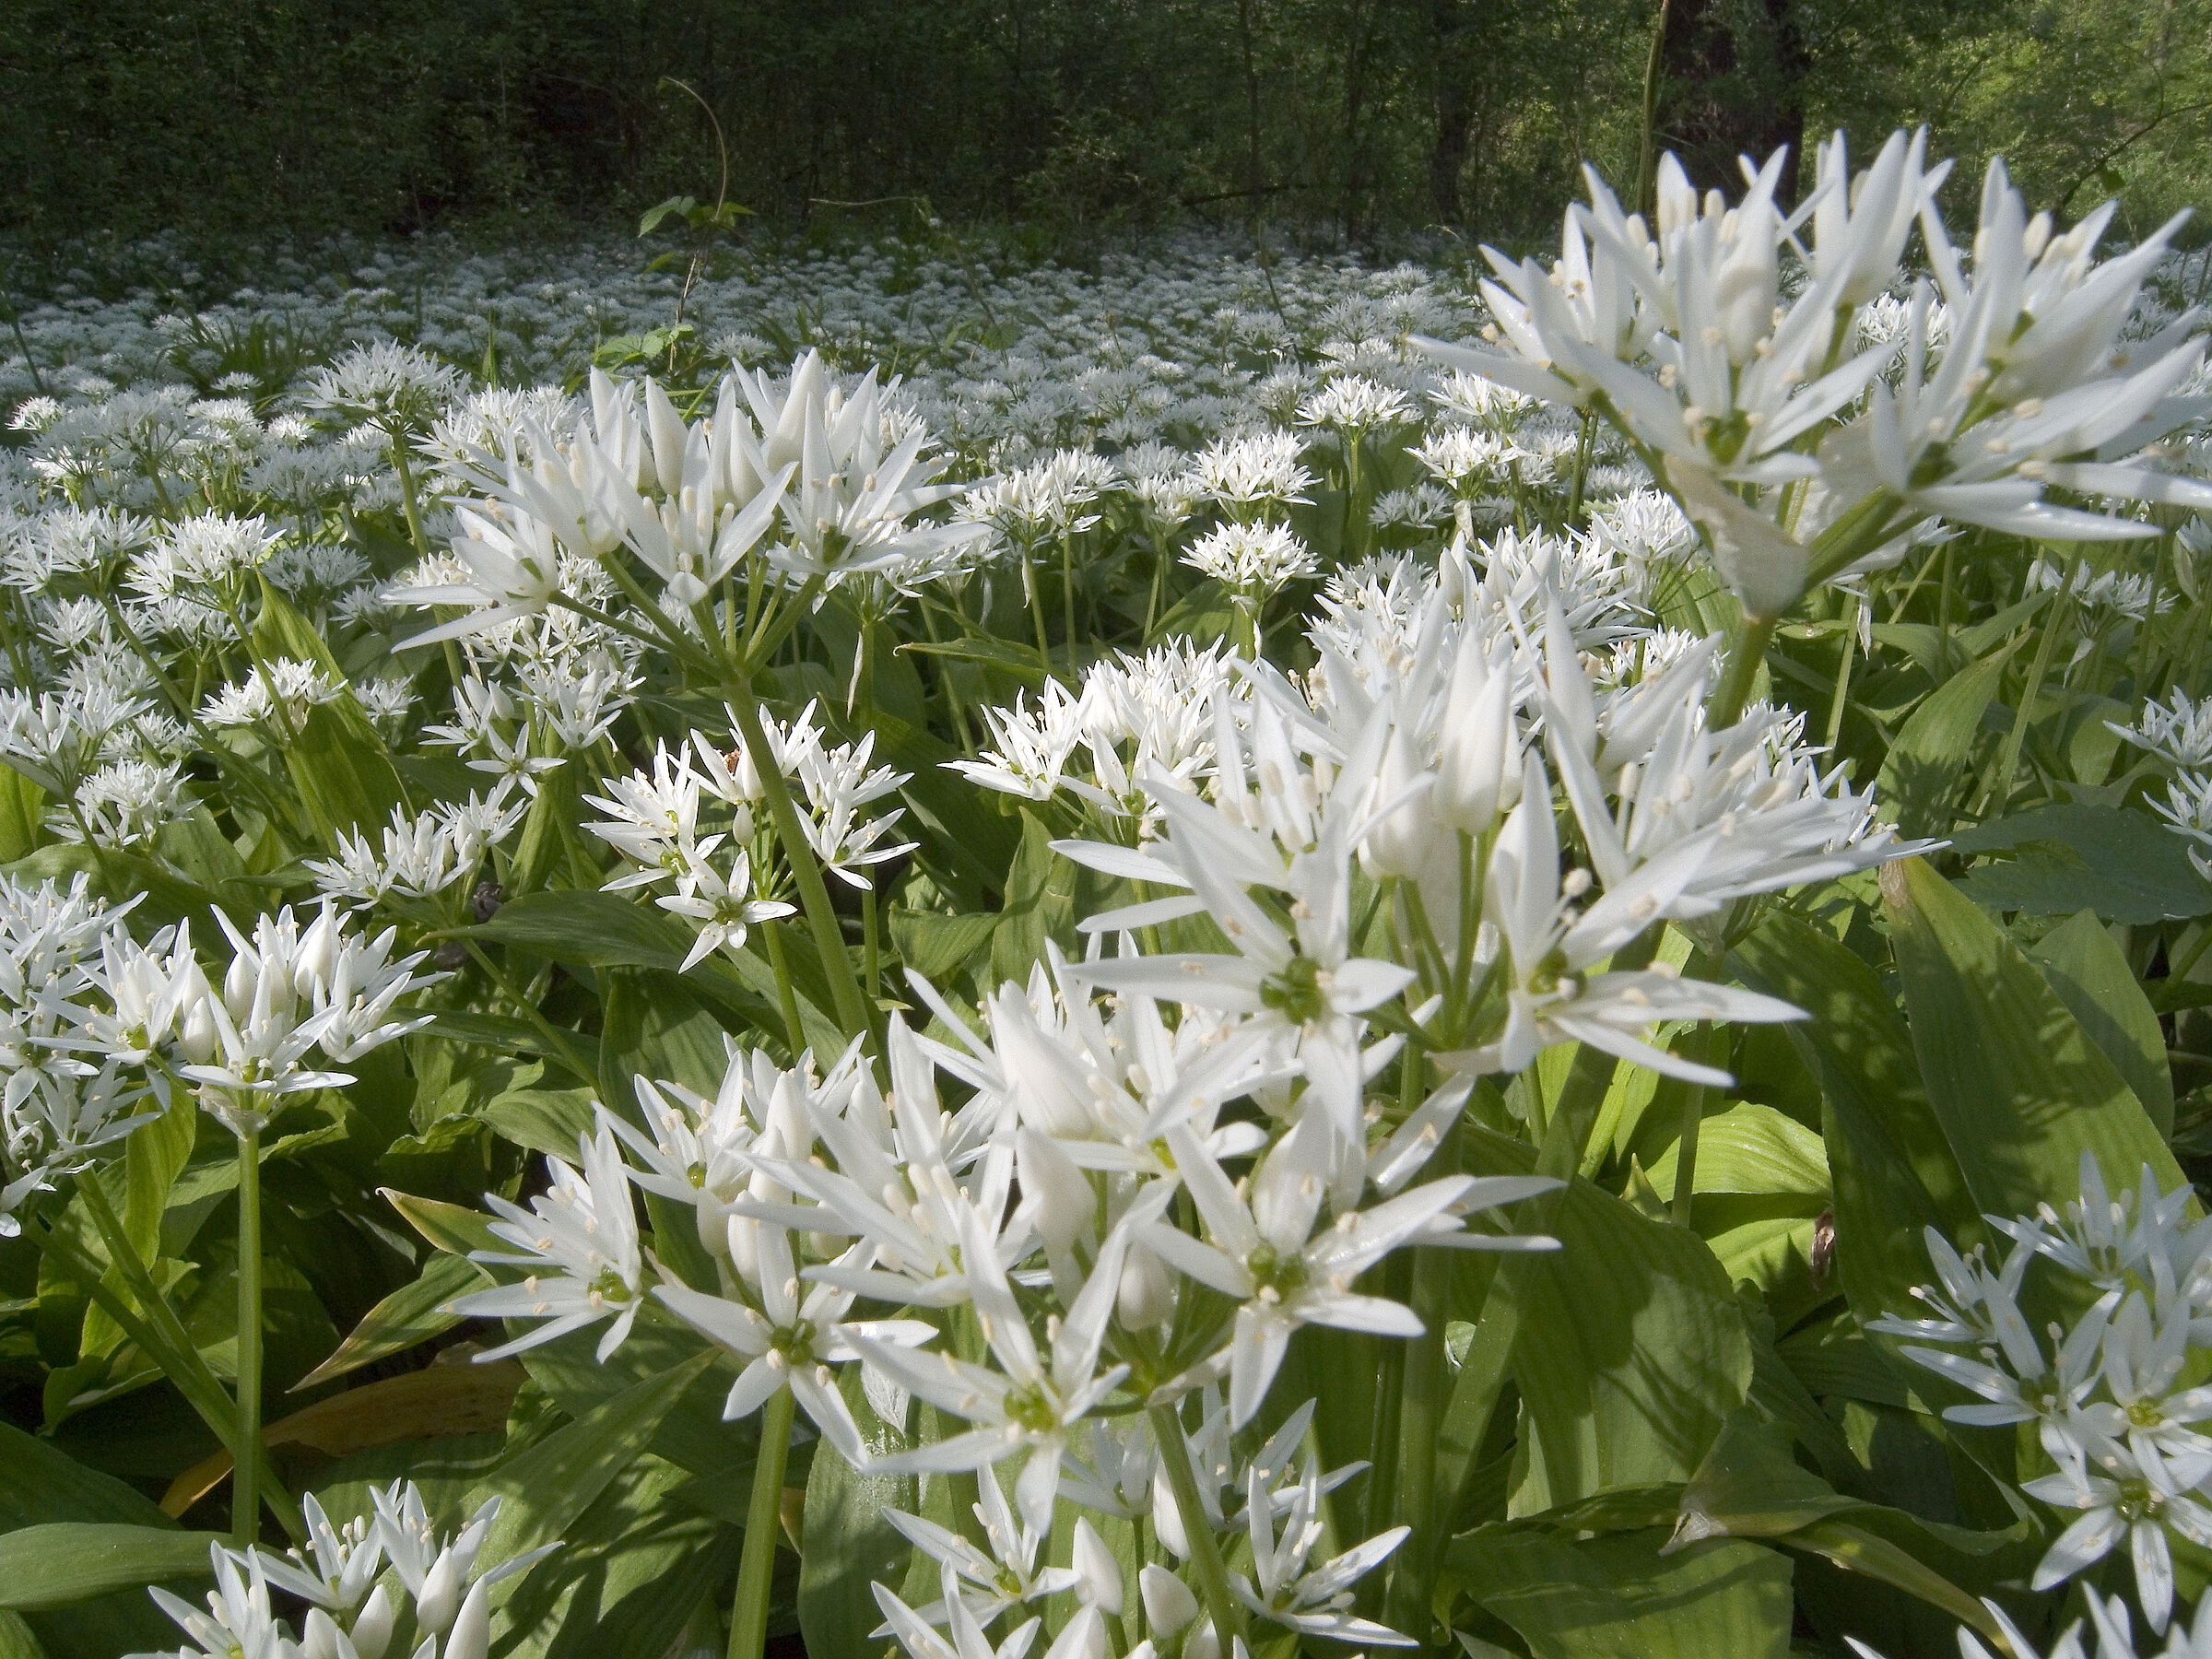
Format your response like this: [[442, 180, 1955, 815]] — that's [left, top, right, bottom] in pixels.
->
[[1430, 0, 1476, 225], [1655, 0, 1809, 204]]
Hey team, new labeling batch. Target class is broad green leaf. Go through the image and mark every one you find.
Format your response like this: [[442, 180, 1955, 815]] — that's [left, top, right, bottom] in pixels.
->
[[0, 1611, 45, 1659], [2028, 910, 2173, 1134], [472, 1349, 716, 1574], [1874, 635, 2022, 837], [477, 1086, 598, 1159], [0, 1525, 220, 1612], [0, 1422, 179, 1531], [799, 1367, 918, 1658], [518, 1321, 746, 1480], [1641, 1104, 1828, 1198], [1950, 804, 2212, 924], [381, 1187, 505, 1257], [494, 1455, 739, 1659], [460, 888, 820, 1049], [293, 1253, 481, 1389], [1729, 912, 1971, 1354], [0, 768, 43, 862], [1502, 1179, 1753, 1512], [1449, 1525, 1792, 1659], [1882, 857, 2186, 1227], [888, 908, 999, 980], [993, 808, 1075, 985], [280, 693, 410, 852]]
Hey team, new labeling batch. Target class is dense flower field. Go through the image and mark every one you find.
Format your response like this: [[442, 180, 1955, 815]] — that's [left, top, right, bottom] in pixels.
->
[[5, 132, 2212, 1659]]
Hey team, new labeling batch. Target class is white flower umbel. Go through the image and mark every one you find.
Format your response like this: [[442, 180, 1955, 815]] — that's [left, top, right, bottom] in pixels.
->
[[1139, 1114, 1489, 1427], [655, 1225, 931, 1463], [450, 1120, 648, 1360], [1230, 1460, 1413, 1646]]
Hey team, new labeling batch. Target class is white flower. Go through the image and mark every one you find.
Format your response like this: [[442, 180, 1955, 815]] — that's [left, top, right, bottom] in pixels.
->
[[656, 1226, 931, 1461], [1140, 1115, 1483, 1426], [1231, 1459, 1414, 1646], [450, 1121, 648, 1360]]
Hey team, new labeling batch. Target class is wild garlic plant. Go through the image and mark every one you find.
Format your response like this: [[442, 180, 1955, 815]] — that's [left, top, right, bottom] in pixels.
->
[[5, 124, 2212, 1659]]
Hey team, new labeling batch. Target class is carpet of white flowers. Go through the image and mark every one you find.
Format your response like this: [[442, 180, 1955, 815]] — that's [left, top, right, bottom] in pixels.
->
[[7, 132, 2212, 1659]]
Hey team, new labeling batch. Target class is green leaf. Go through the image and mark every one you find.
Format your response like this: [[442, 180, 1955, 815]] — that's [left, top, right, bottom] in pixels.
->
[[2028, 909, 2172, 1135], [381, 1187, 505, 1257], [477, 1086, 598, 1159], [0, 768, 43, 862], [1883, 857, 2186, 1229], [471, 1350, 717, 1575], [1950, 803, 2212, 924], [494, 1455, 739, 1659], [1874, 635, 2023, 836], [0, 1423, 180, 1531], [888, 909, 998, 981], [1730, 912, 1972, 1354], [994, 808, 1075, 985], [0, 1525, 220, 1612], [293, 1253, 481, 1390], [900, 635, 1049, 688], [1503, 1180, 1754, 1511], [253, 575, 409, 845], [459, 889, 818, 1049], [1641, 1104, 1828, 1198], [1448, 1525, 1792, 1659], [0, 1611, 46, 1659], [799, 1367, 918, 1658]]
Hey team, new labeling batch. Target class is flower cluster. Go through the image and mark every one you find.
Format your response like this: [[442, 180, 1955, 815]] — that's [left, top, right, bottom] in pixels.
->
[[1877, 1154, 2212, 1633]]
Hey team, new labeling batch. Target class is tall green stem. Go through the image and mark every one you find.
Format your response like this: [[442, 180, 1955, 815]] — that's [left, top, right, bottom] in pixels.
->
[[1020, 541, 1053, 672], [728, 1383, 795, 1659], [390, 442, 431, 561], [1708, 614, 1778, 729], [1387, 1244, 1453, 1651], [761, 922, 809, 1057], [1147, 1405, 1244, 1646], [1060, 529, 1079, 669], [1989, 564, 2075, 815], [726, 690, 872, 1042], [234, 1128, 264, 1547]]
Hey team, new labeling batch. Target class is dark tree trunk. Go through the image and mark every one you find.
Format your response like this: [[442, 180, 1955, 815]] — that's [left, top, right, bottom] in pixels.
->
[[1430, 0, 1476, 224], [1655, 0, 1811, 205]]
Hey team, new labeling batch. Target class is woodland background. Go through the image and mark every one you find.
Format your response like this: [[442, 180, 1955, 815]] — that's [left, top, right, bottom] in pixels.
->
[[5, 0, 2211, 255]]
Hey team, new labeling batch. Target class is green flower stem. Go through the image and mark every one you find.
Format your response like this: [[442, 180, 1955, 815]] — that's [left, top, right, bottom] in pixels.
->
[[1386, 1241, 1453, 1649], [760, 922, 809, 1057], [1823, 596, 1860, 753], [69, 1175, 303, 1538], [1670, 1029, 1712, 1229], [390, 442, 432, 561], [1708, 613, 1779, 730], [1362, 1252, 1412, 1569], [1989, 561, 2076, 816], [1147, 1404, 1245, 1648], [728, 1382, 795, 1659], [726, 689, 873, 1044], [1060, 529, 1079, 670], [463, 941, 598, 1085], [234, 1128, 264, 1546], [1019, 540, 1053, 673], [861, 883, 881, 1009]]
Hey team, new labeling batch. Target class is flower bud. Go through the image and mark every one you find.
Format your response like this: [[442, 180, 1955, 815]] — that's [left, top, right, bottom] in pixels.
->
[[350, 1585, 394, 1659], [1434, 640, 1516, 833], [1116, 1242, 1175, 1332], [1072, 1520, 1123, 1616], [301, 1607, 345, 1659], [1358, 730, 1435, 881], [444, 1575, 492, 1659], [416, 1545, 464, 1635], [1139, 1566, 1199, 1639]]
